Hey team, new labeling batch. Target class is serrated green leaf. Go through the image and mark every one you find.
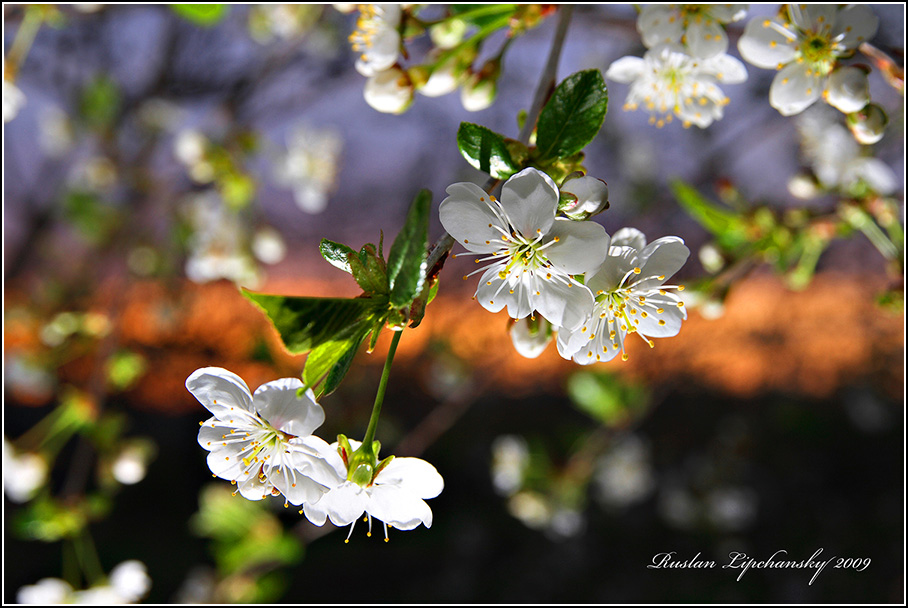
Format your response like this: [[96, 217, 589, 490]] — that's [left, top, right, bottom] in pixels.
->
[[302, 322, 371, 397], [171, 4, 229, 26], [320, 239, 356, 273], [456, 123, 520, 179], [535, 69, 608, 161], [387, 189, 431, 309], [243, 290, 385, 354]]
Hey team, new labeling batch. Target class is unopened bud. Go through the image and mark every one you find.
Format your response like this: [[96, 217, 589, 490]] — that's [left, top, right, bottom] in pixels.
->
[[559, 175, 609, 220], [509, 317, 553, 359], [825, 66, 870, 114], [430, 18, 467, 49], [787, 173, 820, 199], [698, 243, 725, 274], [363, 66, 414, 114], [846, 103, 888, 145]]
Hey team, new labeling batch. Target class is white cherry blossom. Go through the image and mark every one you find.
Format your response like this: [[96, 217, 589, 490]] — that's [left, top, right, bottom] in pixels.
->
[[3, 438, 47, 503], [300, 438, 444, 540], [557, 228, 689, 364], [637, 4, 748, 58], [737, 4, 879, 116], [188, 367, 331, 506], [606, 44, 747, 128], [440, 168, 609, 330], [3, 76, 25, 123], [349, 4, 402, 77], [363, 66, 414, 114], [273, 124, 342, 213], [797, 107, 896, 195]]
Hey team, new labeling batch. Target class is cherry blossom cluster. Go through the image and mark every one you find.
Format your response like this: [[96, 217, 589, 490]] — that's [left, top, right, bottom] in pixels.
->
[[336, 4, 546, 114], [440, 168, 690, 363], [606, 4, 749, 128], [737, 4, 879, 117], [188, 367, 443, 541]]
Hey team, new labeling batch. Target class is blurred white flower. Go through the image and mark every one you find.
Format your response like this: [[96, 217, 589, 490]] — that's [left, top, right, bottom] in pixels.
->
[[594, 435, 656, 508], [797, 107, 897, 195], [557, 227, 689, 363], [491, 435, 530, 495], [738, 4, 878, 116], [17, 578, 73, 604], [252, 226, 287, 265], [249, 4, 320, 43], [273, 124, 342, 214], [637, 4, 748, 58], [460, 72, 497, 112], [3, 438, 48, 503], [606, 44, 747, 128], [349, 4, 402, 77], [363, 66, 414, 114], [111, 444, 152, 485], [705, 486, 758, 531], [183, 192, 261, 287], [108, 560, 151, 602], [3, 76, 25, 122], [39, 107, 75, 157]]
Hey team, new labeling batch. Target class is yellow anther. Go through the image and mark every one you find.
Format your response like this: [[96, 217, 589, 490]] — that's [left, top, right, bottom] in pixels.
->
[[621, 353, 629, 361], [657, 308, 664, 314], [658, 319, 666, 326], [677, 302, 684, 308], [633, 267, 641, 274]]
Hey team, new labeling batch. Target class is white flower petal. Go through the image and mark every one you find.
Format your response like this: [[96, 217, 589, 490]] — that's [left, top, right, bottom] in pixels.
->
[[769, 63, 822, 116], [475, 267, 532, 318], [738, 18, 797, 69], [704, 53, 748, 83], [561, 175, 609, 219], [499, 168, 558, 238], [833, 4, 878, 49], [610, 227, 647, 250], [510, 317, 552, 359], [323, 482, 370, 526], [788, 4, 837, 33], [269, 457, 327, 505], [363, 67, 413, 114], [605, 56, 646, 83], [637, 5, 682, 47], [376, 457, 444, 499], [367, 485, 433, 530], [632, 294, 686, 338], [544, 218, 609, 275], [186, 367, 254, 419], [531, 276, 594, 331], [586, 247, 638, 294], [636, 237, 690, 290], [686, 19, 728, 59], [439, 183, 508, 253], [206, 444, 248, 481], [253, 379, 324, 438]]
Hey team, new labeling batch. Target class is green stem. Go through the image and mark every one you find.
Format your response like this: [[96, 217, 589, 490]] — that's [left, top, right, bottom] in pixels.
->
[[361, 330, 403, 454], [74, 529, 105, 586], [6, 6, 44, 80], [430, 4, 517, 27]]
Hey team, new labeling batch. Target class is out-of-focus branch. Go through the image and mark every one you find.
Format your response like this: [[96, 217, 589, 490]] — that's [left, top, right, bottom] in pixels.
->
[[860, 42, 904, 93]]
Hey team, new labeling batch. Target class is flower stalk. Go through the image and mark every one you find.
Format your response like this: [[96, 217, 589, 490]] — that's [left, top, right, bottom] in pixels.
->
[[360, 329, 403, 457]]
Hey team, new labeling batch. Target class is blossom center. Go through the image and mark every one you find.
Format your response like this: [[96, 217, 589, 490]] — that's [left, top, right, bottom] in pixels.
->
[[797, 33, 837, 75]]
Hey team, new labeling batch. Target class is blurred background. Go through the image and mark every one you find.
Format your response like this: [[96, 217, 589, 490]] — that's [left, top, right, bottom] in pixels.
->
[[3, 4, 904, 603]]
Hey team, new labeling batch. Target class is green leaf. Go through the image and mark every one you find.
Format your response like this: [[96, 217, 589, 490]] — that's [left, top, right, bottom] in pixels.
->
[[171, 4, 229, 26], [535, 69, 608, 161], [319, 239, 356, 273], [302, 322, 371, 397], [408, 276, 439, 329], [79, 75, 121, 130], [456, 123, 520, 179], [243, 291, 385, 354], [349, 245, 389, 295], [670, 180, 749, 249], [566, 371, 650, 428], [387, 189, 431, 309]]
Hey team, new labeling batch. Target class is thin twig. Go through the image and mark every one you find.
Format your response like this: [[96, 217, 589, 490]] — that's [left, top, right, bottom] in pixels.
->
[[425, 6, 575, 274]]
